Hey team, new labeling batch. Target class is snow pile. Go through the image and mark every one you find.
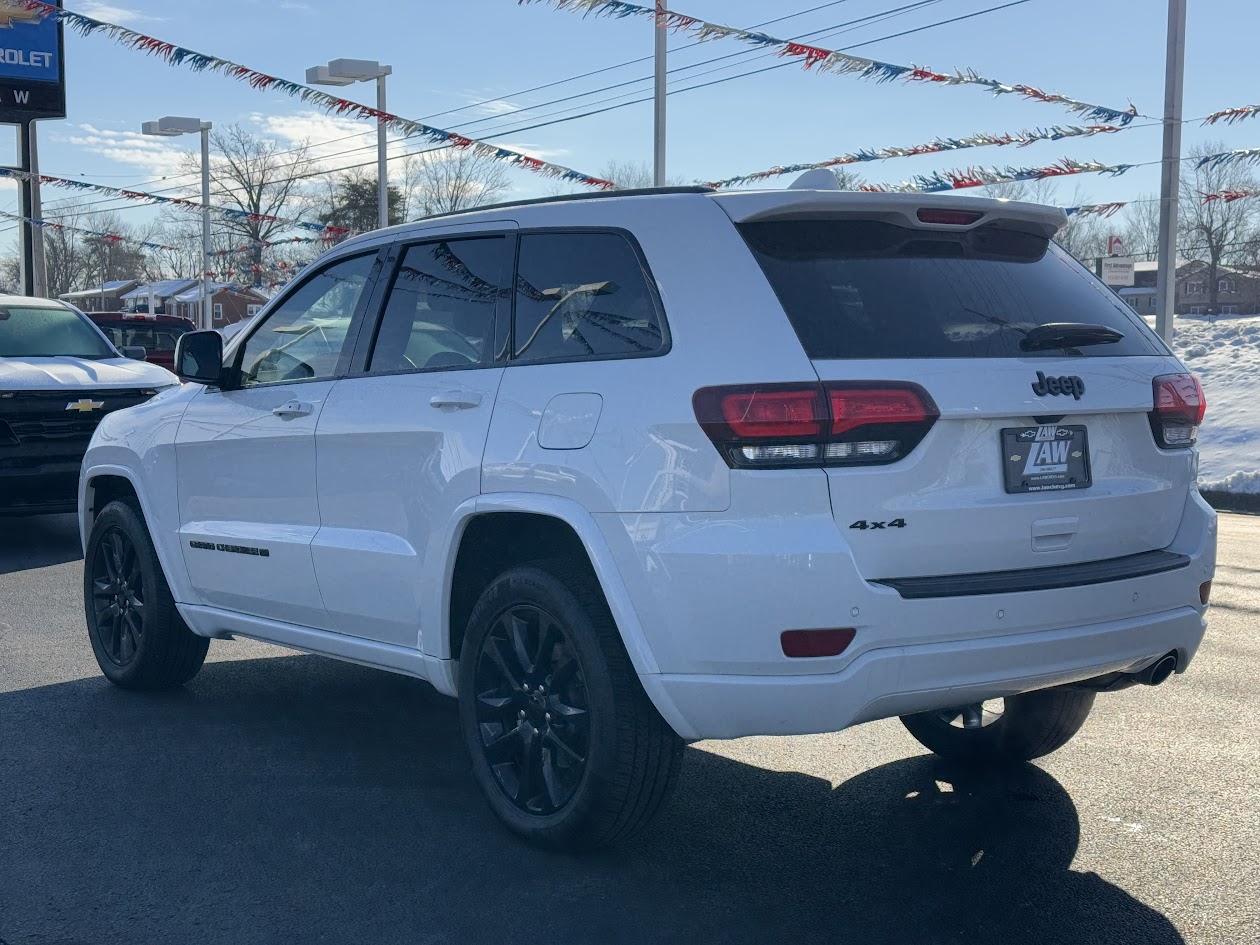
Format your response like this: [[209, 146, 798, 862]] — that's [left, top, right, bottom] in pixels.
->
[[1166, 316, 1260, 491]]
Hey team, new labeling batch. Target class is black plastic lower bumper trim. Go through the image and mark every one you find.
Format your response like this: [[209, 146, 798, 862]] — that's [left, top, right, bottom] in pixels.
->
[[873, 549, 1191, 600]]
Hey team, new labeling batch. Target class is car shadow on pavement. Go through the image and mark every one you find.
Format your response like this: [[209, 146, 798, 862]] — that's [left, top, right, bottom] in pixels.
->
[[0, 653, 1185, 945], [0, 513, 82, 575]]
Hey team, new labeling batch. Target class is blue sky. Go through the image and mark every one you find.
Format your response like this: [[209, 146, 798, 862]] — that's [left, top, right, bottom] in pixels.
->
[[2, 0, 1257, 249]]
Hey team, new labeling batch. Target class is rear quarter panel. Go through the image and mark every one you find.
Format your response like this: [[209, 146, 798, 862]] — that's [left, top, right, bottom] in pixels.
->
[[480, 195, 819, 513]]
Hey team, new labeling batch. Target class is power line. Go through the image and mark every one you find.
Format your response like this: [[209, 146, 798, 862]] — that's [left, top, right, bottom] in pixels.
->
[[32, 0, 943, 217], [30, 0, 1029, 230], [43, 0, 951, 221]]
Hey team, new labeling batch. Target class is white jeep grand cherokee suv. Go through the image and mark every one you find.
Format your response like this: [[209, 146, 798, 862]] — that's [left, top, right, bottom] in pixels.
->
[[79, 185, 1216, 851]]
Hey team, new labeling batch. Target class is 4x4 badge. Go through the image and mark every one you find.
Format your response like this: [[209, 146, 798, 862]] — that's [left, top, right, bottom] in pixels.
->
[[1031, 371, 1085, 400]]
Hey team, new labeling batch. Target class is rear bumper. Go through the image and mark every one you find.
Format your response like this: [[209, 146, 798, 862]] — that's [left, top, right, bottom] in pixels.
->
[[598, 481, 1216, 741], [641, 605, 1206, 739]]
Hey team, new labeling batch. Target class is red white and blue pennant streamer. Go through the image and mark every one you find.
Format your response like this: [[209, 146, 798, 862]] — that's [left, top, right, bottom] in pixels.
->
[[214, 236, 332, 257], [1201, 188, 1260, 204], [519, 0, 1138, 125], [1203, 105, 1260, 126], [19, 1, 615, 191], [1195, 147, 1260, 170], [860, 158, 1135, 194], [704, 123, 1128, 189], [1063, 202, 1130, 218], [0, 208, 180, 250], [0, 167, 350, 236]]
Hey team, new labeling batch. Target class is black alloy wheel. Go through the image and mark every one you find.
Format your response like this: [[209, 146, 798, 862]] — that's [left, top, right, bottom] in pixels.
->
[[90, 527, 146, 666], [472, 604, 590, 815]]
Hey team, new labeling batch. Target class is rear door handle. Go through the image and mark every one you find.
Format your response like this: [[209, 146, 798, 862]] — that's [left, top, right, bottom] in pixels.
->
[[430, 391, 483, 410], [272, 400, 313, 419]]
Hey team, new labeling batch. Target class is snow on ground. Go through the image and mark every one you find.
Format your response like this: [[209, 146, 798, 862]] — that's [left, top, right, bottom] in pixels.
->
[[1164, 315, 1260, 491]]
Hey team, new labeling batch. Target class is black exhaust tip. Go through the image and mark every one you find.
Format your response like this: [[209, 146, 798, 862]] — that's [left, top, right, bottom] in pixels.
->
[[1146, 653, 1177, 686]]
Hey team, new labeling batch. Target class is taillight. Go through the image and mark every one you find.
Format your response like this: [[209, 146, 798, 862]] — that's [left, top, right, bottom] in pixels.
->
[[693, 382, 938, 469], [1150, 373, 1206, 449]]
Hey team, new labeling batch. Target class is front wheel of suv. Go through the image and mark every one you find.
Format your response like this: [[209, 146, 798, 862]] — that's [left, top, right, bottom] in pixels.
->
[[900, 687, 1096, 764], [84, 499, 209, 690], [458, 560, 683, 851]]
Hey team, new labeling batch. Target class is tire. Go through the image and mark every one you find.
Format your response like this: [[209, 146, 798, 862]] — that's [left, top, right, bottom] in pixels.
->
[[458, 559, 683, 851], [83, 499, 209, 690], [900, 687, 1096, 764]]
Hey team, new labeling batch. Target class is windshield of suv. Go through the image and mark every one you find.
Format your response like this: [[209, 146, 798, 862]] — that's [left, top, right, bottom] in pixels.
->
[[0, 304, 117, 359], [738, 219, 1166, 359]]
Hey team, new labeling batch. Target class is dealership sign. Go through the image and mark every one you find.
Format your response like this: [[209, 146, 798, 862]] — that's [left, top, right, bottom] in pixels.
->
[[0, 0, 65, 121]]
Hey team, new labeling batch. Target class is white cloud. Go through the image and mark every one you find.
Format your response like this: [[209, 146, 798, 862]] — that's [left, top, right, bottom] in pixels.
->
[[279, 0, 315, 11], [473, 99, 523, 117], [62, 123, 191, 184], [78, 2, 163, 24], [495, 142, 572, 162]]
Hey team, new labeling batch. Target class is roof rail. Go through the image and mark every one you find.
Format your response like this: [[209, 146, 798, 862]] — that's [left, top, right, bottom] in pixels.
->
[[409, 185, 716, 225]]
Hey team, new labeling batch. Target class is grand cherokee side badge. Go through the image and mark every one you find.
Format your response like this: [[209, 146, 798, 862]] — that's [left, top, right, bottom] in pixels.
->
[[1031, 371, 1085, 400]]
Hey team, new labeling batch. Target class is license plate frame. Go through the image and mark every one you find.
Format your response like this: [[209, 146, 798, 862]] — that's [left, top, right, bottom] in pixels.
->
[[1001, 425, 1092, 494]]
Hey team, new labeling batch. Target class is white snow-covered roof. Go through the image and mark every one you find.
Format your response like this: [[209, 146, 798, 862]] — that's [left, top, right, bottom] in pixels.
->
[[120, 279, 197, 301]]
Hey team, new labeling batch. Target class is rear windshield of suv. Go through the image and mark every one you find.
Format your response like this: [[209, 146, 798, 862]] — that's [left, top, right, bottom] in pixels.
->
[[97, 321, 191, 354], [738, 219, 1165, 359]]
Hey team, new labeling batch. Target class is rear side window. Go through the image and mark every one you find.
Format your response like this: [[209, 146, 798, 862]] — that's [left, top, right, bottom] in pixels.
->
[[512, 231, 666, 363], [738, 220, 1164, 359], [369, 237, 506, 373]]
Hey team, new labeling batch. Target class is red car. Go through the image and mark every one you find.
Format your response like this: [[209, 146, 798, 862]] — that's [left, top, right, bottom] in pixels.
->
[[86, 311, 196, 371]]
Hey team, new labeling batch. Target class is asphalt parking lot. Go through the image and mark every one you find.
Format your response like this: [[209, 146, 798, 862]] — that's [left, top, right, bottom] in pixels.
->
[[1, 513, 1256, 945]]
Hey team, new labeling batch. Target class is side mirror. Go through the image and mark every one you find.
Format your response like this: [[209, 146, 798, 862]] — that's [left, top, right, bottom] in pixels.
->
[[174, 330, 225, 385], [120, 345, 148, 361]]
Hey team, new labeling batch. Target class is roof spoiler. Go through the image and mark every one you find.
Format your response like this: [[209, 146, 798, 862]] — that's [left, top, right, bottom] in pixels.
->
[[709, 190, 1066, 240]]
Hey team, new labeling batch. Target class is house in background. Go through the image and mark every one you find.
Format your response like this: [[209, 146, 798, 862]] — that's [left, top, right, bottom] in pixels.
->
[[1176, 261, 1260, 317], [58, 280, 140, 313], [120, 279, 198, 316], [169, 283, 269, 329], [1116, 261, 1260, 318]]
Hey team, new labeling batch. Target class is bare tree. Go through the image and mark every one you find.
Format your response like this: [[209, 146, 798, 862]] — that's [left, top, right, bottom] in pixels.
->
[[402, 148, 510, 218], [1177, 140, 1260, 315], [183, 124, 316, 274], [982, 179, 1110, 264], [32, 202, 150, 296], [1119, 194, 1161, 260]]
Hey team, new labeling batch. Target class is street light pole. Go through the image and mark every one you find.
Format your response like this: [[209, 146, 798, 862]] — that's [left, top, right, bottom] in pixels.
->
[[377, 70, 389, 229], [200, 123, 213, 331], [1155, 0, 1187, 344], [308, 59, 393, 230], [142, 116, 215, 329]]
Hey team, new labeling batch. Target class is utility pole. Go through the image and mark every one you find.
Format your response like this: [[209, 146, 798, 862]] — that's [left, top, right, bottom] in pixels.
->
[[653, 1, 667, 187], [1155, 0, 1187, 343]]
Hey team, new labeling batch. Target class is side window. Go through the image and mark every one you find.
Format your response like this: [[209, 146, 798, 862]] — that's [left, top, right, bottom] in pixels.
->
[[513, 232, 666, 363], [237, 253, 376, 388], [369, 237, 506, 373]]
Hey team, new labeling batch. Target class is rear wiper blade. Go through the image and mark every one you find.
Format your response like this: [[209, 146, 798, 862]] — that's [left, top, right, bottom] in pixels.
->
[[1020, 322, 1124, 352]]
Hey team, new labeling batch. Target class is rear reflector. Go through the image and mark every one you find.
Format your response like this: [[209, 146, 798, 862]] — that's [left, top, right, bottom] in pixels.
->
[[694, 382, 938, 469], [916, 208, 984, 226], [781, 628, 856, 658], [1150, 373, 1206, 449], [1200, 580, 1212, 605]]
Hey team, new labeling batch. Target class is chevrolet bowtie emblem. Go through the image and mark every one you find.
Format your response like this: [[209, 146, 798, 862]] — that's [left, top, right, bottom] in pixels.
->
[[0, 3, 43, 28], [66, 399, 105, 413]]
